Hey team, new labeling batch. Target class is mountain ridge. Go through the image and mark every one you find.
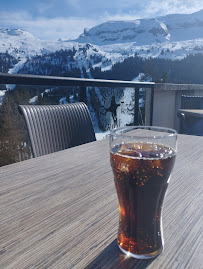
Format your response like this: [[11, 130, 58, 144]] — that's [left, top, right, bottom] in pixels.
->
[[71, 9, 203, 45], [0, 9, 203, 76]]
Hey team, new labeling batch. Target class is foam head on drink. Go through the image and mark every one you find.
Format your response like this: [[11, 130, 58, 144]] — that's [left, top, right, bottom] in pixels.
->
[[110, 142, 176, 258]]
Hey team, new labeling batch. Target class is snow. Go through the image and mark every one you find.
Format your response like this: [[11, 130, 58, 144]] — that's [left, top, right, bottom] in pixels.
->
[[29, 96, 38, 104], [72, 9, 203, 46], [8, 58, 28, 74], [0, 10, 202, 139], [95, 131, 110, 140], [0, 28, 38, 40], [0, 90, 6, 105], [0, 90, 6, 97], [0, 10, 203, 78], [0, 9, 202, 112], [59, 97, 68, 104], [88, 72, 149, 137]]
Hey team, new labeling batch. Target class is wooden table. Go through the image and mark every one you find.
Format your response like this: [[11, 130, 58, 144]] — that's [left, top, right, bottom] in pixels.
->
[[178, 109, 203, 118], [0, 134, 202, 268]]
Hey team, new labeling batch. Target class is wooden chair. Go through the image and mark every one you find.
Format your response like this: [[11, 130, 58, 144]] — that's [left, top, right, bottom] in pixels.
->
[[177, 95, 203, 135], [18, 102, 96, 157]]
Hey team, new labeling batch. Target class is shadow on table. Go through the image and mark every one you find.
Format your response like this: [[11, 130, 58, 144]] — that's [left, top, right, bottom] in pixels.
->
[[85, 239, 157, 269]]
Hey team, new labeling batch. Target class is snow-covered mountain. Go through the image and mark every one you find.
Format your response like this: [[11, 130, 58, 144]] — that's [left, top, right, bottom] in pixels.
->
[[73, 9, 203, 45], [0, 9, 203, 76], [0, 28, 122, 74], [1, 10, 203, 139], [0, 28, 41, 58]]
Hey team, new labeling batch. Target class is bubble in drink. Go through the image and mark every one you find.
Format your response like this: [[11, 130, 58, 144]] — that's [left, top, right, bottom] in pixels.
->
[[110, 142, 176, 258]]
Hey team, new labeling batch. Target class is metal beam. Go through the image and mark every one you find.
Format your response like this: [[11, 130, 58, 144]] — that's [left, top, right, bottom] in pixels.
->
[[0, 73, 154, 88]]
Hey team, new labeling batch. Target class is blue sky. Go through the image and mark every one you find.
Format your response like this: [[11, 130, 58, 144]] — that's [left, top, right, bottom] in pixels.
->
[[0, 0, 202, 40]]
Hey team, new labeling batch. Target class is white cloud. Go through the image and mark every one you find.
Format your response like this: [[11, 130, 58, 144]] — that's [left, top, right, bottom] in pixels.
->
[[94, 0, 203, 25], [37, 2, 56, 14], [0, 10, 31, 22], [65, 0, 203, 17], [133, 0, 203, 18], [0, 11, 97, 40], [101, 0, 203, 21], [0, 1, 202, 40]]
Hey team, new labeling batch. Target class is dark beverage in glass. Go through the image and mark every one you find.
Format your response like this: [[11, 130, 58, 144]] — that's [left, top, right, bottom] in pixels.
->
[[110, 127, 177, 259]]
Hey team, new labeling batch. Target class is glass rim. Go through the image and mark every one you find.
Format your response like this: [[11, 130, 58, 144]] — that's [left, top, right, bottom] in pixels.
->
[[110, 126, 177, 139]]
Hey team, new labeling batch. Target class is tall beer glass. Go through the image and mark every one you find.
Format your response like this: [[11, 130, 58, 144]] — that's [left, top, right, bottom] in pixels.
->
[[110, 126, 177, 259]]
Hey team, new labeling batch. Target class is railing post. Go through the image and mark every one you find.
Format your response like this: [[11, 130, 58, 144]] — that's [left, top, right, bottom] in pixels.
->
[[79, 86, 87, 103], [150, 85, 154, 126], [145, 85, 154, 126], [134, 86, 139, 125]]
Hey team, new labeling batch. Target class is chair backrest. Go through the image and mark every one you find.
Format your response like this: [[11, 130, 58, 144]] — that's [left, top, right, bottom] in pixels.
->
[[181, 95, 203, 109], [18, 103, 96, 157]]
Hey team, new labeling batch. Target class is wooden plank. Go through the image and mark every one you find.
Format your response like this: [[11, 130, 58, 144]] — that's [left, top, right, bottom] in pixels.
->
[[0, 135, 202, 268]]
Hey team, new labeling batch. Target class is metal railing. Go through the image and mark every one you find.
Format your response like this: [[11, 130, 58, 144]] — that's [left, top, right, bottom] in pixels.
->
[[0, 72, 155, 166], [1, 72, 203, 167], [0, 72, 155, 125]]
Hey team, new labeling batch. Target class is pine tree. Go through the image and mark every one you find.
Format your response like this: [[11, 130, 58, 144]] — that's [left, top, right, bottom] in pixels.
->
[[0, 88, 32, 166]]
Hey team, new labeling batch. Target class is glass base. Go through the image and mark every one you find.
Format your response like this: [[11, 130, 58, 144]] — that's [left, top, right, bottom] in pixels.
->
[[118, 243, 163, 259]]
